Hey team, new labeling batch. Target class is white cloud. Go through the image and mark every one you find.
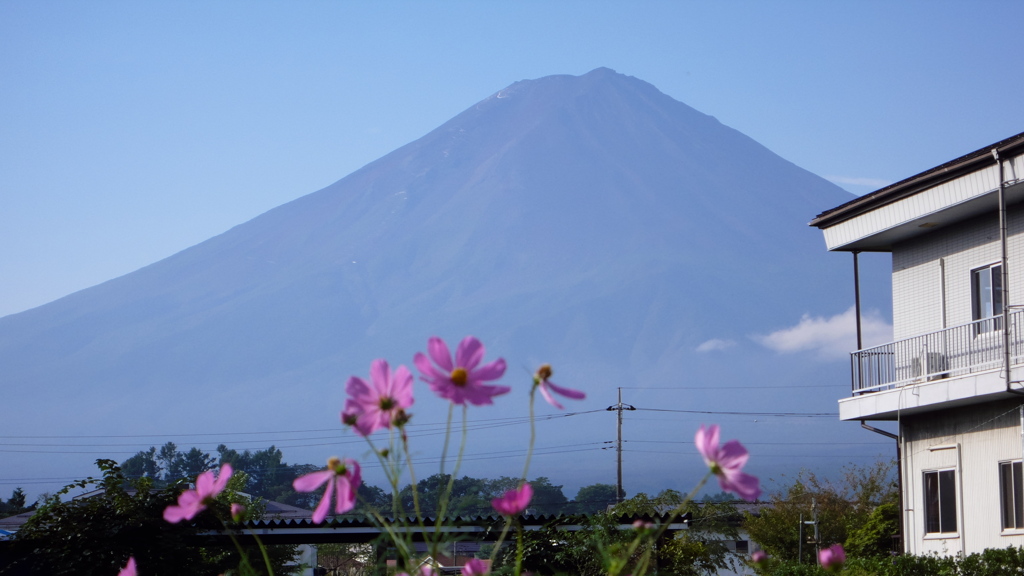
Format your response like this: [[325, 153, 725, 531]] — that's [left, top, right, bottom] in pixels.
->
[[825, 175, 893, 188], [696, 338, 736, 353], [755, 307, 893, 359]]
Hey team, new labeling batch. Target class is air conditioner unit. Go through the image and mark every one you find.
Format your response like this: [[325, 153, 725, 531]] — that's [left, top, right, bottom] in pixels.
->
[[912, 352, 949, 381]]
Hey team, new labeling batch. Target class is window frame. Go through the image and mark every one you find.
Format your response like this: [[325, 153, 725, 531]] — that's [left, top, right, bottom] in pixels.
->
[[1000, 461, 1024, 531], [971, 263, 1003, 334], [924, 468, 958, 535]]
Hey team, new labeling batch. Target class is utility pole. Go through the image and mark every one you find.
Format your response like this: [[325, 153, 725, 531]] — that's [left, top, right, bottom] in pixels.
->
[[606, 387, 636, 503]]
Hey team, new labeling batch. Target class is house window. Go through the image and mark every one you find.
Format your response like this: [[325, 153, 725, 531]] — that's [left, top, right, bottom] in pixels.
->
[[972, 264, 1003, 332], [1001, 461, 1024, 530], [735, 540, 749, 554], [924, 469, 957, 534]]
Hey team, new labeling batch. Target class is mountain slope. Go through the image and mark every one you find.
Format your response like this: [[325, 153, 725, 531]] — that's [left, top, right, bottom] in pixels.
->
[[0, 68, 857, 492]]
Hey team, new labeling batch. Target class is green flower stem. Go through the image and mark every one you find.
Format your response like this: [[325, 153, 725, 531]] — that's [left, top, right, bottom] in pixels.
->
[[363, 430, 400, 518], [401, 429, 424, 522], [489, 516, 514, 566], [400, 428, 437, 565], [436, 404, 469, 525], [521, 385, 536, 483], [249, 530, 275, 576], [220, 518, 259, 575], [439, 402, 454, 476], [515, 521, 525, 576], [361, 426, 421, 574]]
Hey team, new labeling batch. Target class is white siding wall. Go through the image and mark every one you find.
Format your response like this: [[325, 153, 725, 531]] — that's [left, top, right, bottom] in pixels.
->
[[891, 206, 1024, 340], [902, 400, 1024, 556]]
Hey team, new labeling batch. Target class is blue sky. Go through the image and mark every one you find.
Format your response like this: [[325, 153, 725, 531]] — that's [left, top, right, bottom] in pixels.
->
[[3, 1, 1024, 319]]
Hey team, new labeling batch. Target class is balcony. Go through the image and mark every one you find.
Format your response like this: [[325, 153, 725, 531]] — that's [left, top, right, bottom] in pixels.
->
[[840, 310, 1024, 420]]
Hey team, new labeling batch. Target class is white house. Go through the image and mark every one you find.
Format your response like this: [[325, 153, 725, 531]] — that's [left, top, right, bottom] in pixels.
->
[[810, 131, 1024, 556]]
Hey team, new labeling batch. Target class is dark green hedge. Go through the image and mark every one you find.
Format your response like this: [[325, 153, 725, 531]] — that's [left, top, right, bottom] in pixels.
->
[[758, 546, 1024, 576]]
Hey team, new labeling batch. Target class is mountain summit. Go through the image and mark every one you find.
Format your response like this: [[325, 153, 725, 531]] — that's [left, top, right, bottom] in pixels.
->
[[0, 69, 854, 489]]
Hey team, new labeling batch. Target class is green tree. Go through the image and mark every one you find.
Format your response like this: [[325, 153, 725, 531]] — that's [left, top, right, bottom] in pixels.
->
[[611, 490, 740, 576], [485, 476, 569, 516], [8, 488, 26, 509], [844, 501, 899, 558], [742, 461, 897, 562], [174, 447, 217, 479], [356, 482, 391, 515], [573, 483, 618, 515], [524, 477, 568, 516], [4, 459, 295, 575], [156, 442, 179, 480], [502, 490, 738, 576], [0, 487, 31, 519], [399, 474, 490, 517], [121, 447, 161, 481]]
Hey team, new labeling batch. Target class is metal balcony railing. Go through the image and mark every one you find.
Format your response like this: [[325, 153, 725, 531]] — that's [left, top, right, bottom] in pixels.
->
[[851, 310, 1024, 394]]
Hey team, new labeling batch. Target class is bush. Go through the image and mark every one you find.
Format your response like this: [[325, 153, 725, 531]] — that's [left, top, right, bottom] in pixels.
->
[[0, 459, 295, 575], [754, 547, 1024, 576]]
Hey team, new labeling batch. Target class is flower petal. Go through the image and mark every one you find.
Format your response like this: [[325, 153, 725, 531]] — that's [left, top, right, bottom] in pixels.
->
[[118, 557, 137, 576], [293, 470, 333, 492], [312, 476, 335, 524], [212, 463, 233, 494], [694, 424, 720, 465], [369, 359, 391, 395], [195, 469, 215, 497], [455, 336, 485, 370], [492, 483, 533, 515], [546, 381, 585, 400], [463, 384, 511, 406], [538, 383, 565, 410], [392, 364, 415, 408], [345, 375, 373, 401], [163, 489, 202, 523], [333, 459, 361, 514], [716, 440, 750, 470], [427, 337, 453, 372], [721, 470, 761, 502], [470, 358, 506, 382], [462, 558, 489, 576]]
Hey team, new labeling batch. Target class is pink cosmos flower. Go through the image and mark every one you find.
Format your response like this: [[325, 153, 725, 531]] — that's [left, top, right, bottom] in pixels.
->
[[750, 550, 768, 566], [491, 483, 533, 516], [414, 336, 509, 406], [163, 463, 233, 523], [462, 558, 489, 576], [118, 557, 137, 576], [819, 544, 845, 571], [533, 364, 585, 410], [293, 457, 361, 524], [343, 359, 414, 436], [230, 503, 246, 522], [694, 425, 760, 502]]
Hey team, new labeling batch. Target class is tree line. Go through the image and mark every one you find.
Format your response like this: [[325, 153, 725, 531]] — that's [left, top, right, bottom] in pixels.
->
[[114, 443, 621, 518]]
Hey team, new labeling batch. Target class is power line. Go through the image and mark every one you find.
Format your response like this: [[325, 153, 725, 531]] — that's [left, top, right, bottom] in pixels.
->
[[633, 407, 836, 417]]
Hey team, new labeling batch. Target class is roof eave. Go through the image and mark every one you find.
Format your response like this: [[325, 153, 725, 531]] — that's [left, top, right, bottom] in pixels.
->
[[810, 131, 1024, 230]]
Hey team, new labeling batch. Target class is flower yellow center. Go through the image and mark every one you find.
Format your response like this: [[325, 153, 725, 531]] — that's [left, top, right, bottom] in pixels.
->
[[536, 364, 553, 381], [327, 456, 345, 474], [450, 367, 468, 386], [709, 462, 722, 476]]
